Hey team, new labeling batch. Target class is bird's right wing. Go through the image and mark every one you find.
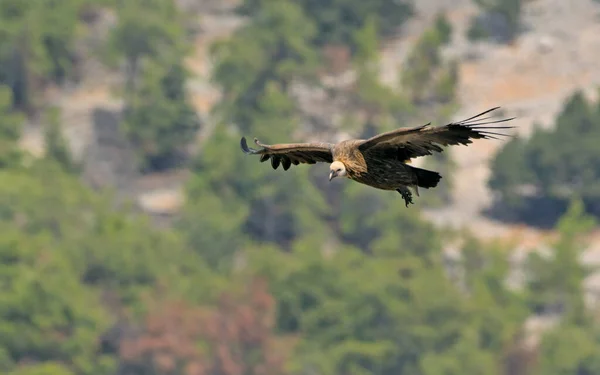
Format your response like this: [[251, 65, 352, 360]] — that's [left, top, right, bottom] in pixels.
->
[[357, 107, 515, 160], [240, 137, 334, 171]]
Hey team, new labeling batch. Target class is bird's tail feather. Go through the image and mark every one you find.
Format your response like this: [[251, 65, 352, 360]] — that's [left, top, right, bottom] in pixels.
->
[[411, 166, 442, 189]]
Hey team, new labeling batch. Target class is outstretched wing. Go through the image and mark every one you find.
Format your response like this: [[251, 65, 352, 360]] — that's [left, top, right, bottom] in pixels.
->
[[358, 107, 515, 160], [240, 137, 334, 171]]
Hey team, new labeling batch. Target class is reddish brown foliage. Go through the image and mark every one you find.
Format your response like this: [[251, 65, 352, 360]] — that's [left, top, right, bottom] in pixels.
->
[[502, 332, 539, 375], [321, 44, 351, 75], [120, 298, 207, 375], [119, 277, 295, 375]]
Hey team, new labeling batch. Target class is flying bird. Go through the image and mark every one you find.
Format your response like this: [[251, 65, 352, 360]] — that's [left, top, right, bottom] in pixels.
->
[[240, 107, 515, 207]]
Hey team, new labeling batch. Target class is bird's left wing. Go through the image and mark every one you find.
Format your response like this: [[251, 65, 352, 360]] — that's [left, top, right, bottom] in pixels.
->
[[357, 107, 515, 160], [240, 137, 334, 171]]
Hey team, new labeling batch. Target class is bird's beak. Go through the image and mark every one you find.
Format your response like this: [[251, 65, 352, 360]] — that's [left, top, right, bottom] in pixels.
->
[[329, 170, 337, 182]]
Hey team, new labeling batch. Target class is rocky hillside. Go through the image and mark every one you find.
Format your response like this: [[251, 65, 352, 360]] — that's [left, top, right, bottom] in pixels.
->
[[415, 0, 600, 240], [19, 0, 600, 242]]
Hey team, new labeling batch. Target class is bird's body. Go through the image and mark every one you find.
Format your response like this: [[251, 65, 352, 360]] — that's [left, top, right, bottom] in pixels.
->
[[332, 140, 425, 189], [240, 107, 515, 206]]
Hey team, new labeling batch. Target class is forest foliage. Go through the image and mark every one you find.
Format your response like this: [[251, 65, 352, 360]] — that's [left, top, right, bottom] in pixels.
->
[[0, 0, 599, 374], [489, 91, 600, 226], [468, 0, 523, 43]]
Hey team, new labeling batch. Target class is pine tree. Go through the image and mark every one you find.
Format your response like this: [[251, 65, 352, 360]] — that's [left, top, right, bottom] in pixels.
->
[[531, 199, 600, 375], [43, 106, 77, 173], [180, 0, 327, 270], [123, 55, 201, 171], [0, 0, 82, 110], [210, 0, 318, 135], [468, 0, 523, 43], [401, 14, 456, 106], [238, 0, 414, 52], [488, 91, 600, 222], [526, 199, 596, 321], [0, 86, 23, 168]]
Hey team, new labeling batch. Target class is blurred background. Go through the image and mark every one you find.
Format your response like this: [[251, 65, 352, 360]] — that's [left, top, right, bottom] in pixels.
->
[[1, 0, 600, 374]]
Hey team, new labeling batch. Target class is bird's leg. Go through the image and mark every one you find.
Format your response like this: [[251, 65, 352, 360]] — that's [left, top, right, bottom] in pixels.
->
[[396, 187, 414, 207]]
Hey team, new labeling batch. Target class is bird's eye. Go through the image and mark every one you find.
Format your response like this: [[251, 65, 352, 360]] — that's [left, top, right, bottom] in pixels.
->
[[337, 168, 342, 172]]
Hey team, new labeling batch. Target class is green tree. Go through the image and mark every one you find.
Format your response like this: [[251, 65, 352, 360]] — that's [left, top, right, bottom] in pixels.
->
[[434, 13, 453, 45], [401, 14, 456, 106], [525, 199, 596, 321], [243, 233, 517, 375], [105, 0, 200, 172], [105, 0, 186, 100], [0, 158, 229, 373], [9, 362, 75, 375], [180, 0, 329, 271], [394, 14, 459, 207], [122, 55, 201, 171], [488, 135, 533, 211], [419, 150, 456, 207], [210, 0, 318, 134], [0, 160, 216, 309], [334, 182, 441, 260], [238, 0, 414, 52], [343, 16, 413, 137], [0, 86, 23, 168], [459, 236, 529, 365], [177, 128, 250, 271], [468, 0, 523, 43], [536, 325, 600, 375], [531, 200, 600, 375], [180, 124, 329, 271], [488, 91, 600, 222], [43, 106, 77, 173], [0, 226, 114, 375], [0, 0, 82, 110]]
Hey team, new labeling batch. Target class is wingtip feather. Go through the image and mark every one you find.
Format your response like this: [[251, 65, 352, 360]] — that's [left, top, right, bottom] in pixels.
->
[[459, 107, 500, 123], [241, 136, 258, 154], [458, 108, 516, 140], [240, 137, 249, 152]]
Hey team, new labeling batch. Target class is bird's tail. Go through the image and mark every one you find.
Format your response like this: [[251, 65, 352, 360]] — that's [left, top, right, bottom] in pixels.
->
[[411, 166, 442, 189]]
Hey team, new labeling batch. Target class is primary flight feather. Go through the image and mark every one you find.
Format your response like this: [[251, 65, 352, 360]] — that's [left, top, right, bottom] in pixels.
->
[[240, 107, 515, 207]]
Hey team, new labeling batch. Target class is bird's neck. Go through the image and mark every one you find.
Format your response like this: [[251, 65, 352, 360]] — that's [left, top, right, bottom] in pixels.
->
[[336, 158, 366, 178]]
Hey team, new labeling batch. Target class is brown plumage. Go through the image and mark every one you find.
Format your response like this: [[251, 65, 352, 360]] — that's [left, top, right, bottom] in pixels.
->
[[240, 107, 515, 207]]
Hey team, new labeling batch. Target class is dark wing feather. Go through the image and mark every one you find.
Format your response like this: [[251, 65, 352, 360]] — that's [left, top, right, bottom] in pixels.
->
[[240, 137, 334, 171], [358, 107, 515, 160]]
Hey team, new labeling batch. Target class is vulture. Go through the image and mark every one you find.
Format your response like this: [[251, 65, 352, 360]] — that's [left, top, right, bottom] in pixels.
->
[[240, 107, 515, 207]]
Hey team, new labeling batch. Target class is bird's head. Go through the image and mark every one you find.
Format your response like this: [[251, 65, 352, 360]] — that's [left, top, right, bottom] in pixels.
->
[[329, 161, 347, 182]]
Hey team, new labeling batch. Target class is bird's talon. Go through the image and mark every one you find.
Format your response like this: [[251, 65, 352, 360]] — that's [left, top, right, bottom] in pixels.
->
[[397, 188, 413, 207]]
